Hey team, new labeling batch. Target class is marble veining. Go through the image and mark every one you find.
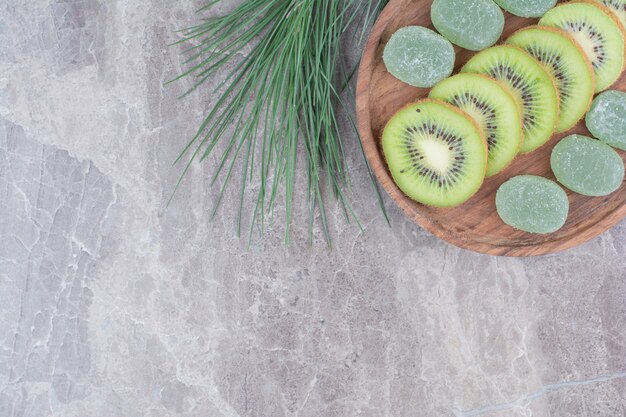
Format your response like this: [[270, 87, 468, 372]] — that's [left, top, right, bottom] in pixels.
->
[[0, 1, 624, 416]]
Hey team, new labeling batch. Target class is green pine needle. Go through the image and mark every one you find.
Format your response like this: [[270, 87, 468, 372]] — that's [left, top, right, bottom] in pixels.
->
[[170, 0, 389, 245]]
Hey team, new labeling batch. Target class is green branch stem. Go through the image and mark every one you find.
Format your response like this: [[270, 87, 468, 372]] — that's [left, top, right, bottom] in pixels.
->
[[170, 0, 389, 245]]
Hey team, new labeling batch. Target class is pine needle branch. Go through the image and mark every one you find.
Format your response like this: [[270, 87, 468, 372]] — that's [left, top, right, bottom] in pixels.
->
[[169, 0, 389, 245]]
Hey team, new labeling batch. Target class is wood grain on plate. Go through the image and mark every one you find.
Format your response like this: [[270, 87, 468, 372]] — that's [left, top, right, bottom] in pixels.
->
[[356, 0, 626, 256]]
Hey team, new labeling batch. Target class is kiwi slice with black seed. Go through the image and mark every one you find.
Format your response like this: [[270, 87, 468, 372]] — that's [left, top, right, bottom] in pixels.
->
[[382, 99, 488, 207], [589, 0, 626, 30], [461, 45, 560, 153], [429, 73, 522, 177], [507, 26, 595, 132], [540, 1, 626, 92]]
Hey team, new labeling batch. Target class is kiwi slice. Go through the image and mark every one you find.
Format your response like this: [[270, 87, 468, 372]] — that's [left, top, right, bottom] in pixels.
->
[[493, 0, 557, 18], [461, 45, 559, 153], [507, 26, 595, 132], [382, 99, 488, 207], [540, 1, 626, 92], [589, 0, 626, 29], [429, 74, 522, 176]]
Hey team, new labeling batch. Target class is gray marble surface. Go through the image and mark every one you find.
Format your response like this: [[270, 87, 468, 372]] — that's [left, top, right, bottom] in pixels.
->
[[1, 1, 625, 416]]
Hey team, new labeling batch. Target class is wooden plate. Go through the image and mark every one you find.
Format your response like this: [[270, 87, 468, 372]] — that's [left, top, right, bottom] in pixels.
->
[[356, 0, 626, 257]]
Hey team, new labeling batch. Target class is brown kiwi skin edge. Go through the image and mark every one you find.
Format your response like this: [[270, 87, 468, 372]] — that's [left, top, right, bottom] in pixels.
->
[[506, 25, 597, 132], [381, 98, 489, 207]]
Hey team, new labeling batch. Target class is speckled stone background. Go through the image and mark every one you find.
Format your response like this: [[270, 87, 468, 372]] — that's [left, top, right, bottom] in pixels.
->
[[1, 1, 625, 417]]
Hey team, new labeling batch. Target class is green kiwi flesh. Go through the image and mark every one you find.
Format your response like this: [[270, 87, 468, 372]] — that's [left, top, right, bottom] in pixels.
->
[[429, 74, 522, 176], [507, 26, 595, 132], [382, 100, 488, 207], [461, 45, 559, 153], [590, 0, 626, 30], [540, 1, 625, 92]]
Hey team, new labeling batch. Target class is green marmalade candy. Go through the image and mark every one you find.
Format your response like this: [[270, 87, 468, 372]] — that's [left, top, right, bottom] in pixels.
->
[[551, 134, 625, 196], [496, 175, 569, 234], [586, 90, 626, 151], [431, 0, 505, 51], [494, 0, 557, 17], [383, 26, 455, 87]]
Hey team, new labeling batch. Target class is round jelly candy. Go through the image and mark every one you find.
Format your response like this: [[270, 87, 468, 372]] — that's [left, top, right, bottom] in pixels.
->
[[494, 0, 557, 18], [431, 0, 505, 51], [383, 26, 455, 88], [551, 134, 624, 196], [586, 90, 626, 151], [496, 175, 569, 234]]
